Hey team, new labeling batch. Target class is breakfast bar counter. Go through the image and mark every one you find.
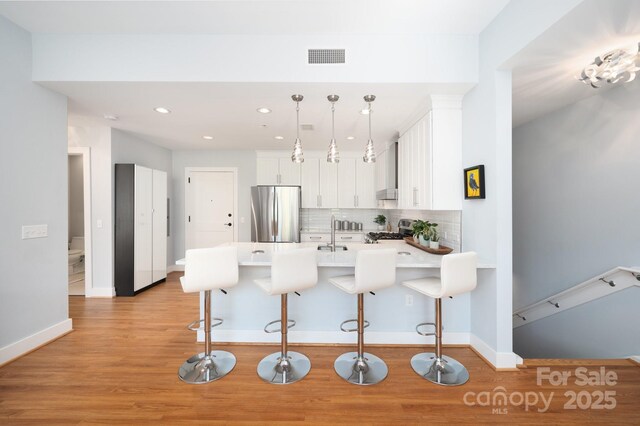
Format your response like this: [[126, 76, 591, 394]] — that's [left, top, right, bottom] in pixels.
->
[[177, 242, 495, 346]]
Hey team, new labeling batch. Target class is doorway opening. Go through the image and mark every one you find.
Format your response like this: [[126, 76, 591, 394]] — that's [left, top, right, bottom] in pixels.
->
[[68, 147, 93, 297]]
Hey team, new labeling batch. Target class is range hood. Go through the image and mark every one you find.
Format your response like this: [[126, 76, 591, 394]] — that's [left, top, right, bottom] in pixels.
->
[[376, 142, 398, 200]]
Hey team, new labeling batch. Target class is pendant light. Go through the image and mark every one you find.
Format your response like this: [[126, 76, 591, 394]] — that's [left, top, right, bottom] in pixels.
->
[[326, 95, 340, 163], [291, 94, 304, 163], [363, 95, 376, 163]]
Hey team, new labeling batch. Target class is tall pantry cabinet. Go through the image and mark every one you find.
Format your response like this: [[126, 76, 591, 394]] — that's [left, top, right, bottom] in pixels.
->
[[115, 164, 168, 296]]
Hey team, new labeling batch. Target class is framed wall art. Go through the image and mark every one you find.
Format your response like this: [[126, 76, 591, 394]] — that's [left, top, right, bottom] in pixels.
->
[[464, 165, 485, 199]]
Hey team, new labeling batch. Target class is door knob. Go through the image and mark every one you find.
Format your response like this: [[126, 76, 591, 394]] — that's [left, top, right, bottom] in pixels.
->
[[224, 223, 232, 227]]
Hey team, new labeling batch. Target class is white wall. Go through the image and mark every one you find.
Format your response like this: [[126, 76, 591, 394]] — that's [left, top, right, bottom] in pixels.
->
[[460, 0, 582, 366], [0, 16, 70, 354], [171, 150, 256, 263], [68, 127, 113, 296], [68, 155, 84, 241], [111, 129, 173, 266], [512, 82, 640, 358]]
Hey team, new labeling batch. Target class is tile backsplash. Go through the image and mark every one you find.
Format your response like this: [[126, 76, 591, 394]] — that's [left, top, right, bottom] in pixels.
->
[[301, 208, 461, 251]]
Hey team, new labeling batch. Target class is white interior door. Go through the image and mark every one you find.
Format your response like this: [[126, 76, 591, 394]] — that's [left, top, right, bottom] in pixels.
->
[[186, 170, 236, 250]]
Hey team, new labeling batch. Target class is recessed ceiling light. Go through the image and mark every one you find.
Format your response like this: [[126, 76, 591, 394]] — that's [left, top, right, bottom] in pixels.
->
[[258, 124, 268, 128], [346, 136, 355, 140], [103, 114, 119, 121], [202, 135, 214, 140], [274, 136, 284, 140], [154, 107, 171, 114], [257, 107, 272, 114], [360, 109, 370, 115]]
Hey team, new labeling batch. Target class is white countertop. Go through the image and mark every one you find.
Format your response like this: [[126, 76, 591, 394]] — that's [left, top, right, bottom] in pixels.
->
[[177, 241, 495, 269]]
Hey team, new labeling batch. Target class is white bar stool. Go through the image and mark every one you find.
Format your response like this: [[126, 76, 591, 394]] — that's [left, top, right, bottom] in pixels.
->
[[329, 248, 397, 385], [254, 247, 318, 384], [178, 246, 239, 384], [402, 251, 477, 386]]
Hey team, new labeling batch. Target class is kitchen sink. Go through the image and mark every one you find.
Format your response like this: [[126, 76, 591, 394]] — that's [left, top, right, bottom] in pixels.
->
[[317, 245, 348, 251]]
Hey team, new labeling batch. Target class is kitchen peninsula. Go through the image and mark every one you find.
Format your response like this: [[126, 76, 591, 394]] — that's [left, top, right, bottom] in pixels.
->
[[180, 242, 495, 347]]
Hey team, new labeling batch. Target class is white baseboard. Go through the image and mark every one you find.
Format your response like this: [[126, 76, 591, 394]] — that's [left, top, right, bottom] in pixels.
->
[[470, 333, 519, 369], [86, 287, 116, 298], [0, 318, 73, 366], [168, 264, 184, 273], [196, 330, 470, 346]]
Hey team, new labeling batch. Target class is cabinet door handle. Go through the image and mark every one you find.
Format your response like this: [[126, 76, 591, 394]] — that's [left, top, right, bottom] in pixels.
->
[[309, 236, 322, 240], [354, 195, 357, 207], [413, 188, 418, 206], [277, 174, 281, 184], [356, 195, 359, 207], [224, 223, 232, 227], [318, 194, 322, 207], [340, 236, 353, 240]]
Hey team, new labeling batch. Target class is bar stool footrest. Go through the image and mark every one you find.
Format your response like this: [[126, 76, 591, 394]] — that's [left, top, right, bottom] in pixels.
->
[[415, 322, 436, 336], [340, 318, 370, 333], [187, 317, 224, 332], [264, 318, 296, 333]]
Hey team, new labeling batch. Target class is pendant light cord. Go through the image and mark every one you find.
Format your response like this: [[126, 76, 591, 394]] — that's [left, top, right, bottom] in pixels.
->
[[296, 102, 300, 139], [331, 102, 335, 138], [368, 102, 372, 138]]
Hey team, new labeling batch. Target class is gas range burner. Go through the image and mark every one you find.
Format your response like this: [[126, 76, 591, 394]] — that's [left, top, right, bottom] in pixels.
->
[[367, 232, 405, 241]]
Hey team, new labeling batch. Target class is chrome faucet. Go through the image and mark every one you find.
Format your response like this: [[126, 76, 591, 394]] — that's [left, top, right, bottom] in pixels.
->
[[330, 214, 336, 252]]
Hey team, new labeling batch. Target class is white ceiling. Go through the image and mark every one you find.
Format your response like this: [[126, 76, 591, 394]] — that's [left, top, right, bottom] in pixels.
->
[[511, 0, 640, 127], [0, 0, 509, 35], [45, 81, 470, 150], [3, 0, 510, 149]]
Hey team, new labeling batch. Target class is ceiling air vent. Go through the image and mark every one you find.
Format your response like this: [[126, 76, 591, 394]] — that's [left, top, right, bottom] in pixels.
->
[[308, 49, 345, 64], [300, 124, 314, 131]]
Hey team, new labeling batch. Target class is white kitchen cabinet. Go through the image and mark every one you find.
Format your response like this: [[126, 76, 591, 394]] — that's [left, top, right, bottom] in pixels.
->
[[301, 157, 338, 208], [397, 96, 462, 210], [337, 157, 376, 208], [256, 156, 301, 185], [115, 164, 167, 296], [375, 148, 388, 192], [355, 160, 377, 208], [337, 158, 357, 208], [258, 151, 376, 208]]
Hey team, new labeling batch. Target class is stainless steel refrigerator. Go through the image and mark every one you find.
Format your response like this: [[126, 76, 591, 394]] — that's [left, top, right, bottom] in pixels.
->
[[251, 186, 301, 243]]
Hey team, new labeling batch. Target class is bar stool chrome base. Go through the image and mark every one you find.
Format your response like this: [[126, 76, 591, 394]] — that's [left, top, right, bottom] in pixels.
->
[[257, 351, 311, 384], [334, 351, 388, 385], [178, 350, 236, 384], [410, 352, 469, 386]]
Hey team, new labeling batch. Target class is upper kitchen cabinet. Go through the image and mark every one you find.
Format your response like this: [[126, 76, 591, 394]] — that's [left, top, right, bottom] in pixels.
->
[[256, 152, 301, 185], [301, 157, 338, 208], [398, 95, 462, 210], [337, 157, 376, 208]]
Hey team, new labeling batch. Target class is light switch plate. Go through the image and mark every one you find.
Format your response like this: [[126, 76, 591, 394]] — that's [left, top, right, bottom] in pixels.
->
[[22, 224, 48, 239]]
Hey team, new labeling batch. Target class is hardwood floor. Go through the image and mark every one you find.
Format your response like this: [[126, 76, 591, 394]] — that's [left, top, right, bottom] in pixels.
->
[[1, 272, 639, 424]]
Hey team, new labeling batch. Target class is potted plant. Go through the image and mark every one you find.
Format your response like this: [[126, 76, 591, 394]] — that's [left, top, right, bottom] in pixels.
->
[[418, 229, 429, 246], [419, 221, 438, 246], [429, 228, 440, 249], [374, 214, 387, 231], [411, 220, 425, 243]]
